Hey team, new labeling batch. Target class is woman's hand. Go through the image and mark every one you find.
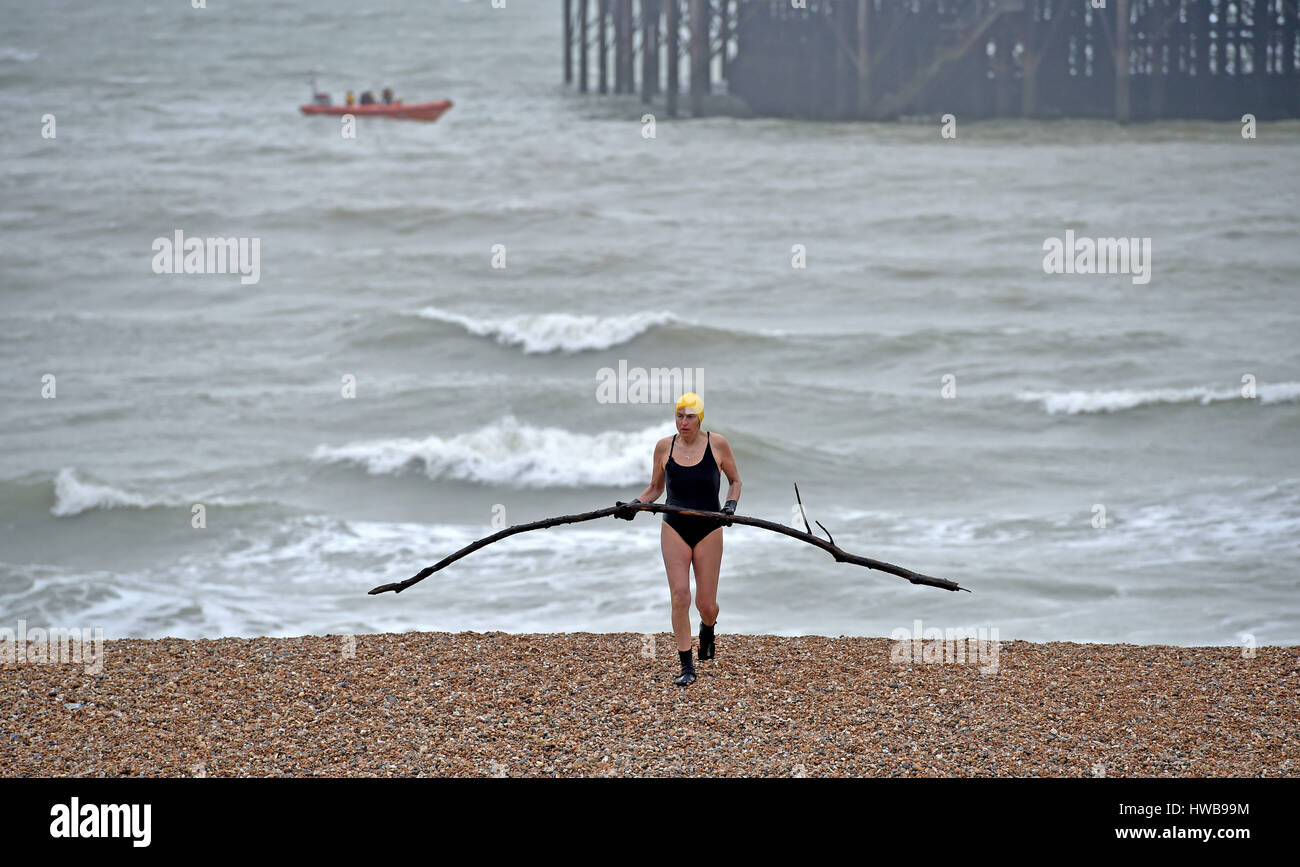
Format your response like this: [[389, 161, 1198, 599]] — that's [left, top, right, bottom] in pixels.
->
[[721, 499, 737, 526], [614, 499, 641, 521]]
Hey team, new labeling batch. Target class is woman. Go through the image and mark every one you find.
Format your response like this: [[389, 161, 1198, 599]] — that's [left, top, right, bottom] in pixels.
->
[[615, 393, 741, 686]]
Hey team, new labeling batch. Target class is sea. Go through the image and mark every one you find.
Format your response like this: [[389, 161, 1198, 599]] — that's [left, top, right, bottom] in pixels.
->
[[2, 0, 1297, 646]]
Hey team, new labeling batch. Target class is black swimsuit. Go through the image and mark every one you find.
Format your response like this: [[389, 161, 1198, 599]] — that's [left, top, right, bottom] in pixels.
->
[[664, 431, 725, 549]]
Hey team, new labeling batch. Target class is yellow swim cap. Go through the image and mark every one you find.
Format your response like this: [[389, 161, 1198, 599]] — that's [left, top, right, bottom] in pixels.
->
[[674, 392, 704, 420]]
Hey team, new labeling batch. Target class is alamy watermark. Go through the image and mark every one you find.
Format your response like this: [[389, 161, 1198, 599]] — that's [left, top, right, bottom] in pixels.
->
[[890, 619, 1000, 674], [1, 620, 104, 674], [49, 797, 150, 847], [151, 229, 261, 285], [1042, 230, 1151, 285], [595, 360, 703, 404]]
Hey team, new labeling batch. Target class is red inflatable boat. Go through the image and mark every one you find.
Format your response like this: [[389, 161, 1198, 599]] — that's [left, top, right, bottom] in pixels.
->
[[299, 99, 453, 122]]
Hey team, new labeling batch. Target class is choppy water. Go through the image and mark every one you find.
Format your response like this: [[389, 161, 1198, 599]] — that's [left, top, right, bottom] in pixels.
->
[[2, 0, 1298, 646]]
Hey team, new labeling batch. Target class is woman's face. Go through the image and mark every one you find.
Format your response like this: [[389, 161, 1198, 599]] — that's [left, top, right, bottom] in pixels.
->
[[676, 408, 700, 435]]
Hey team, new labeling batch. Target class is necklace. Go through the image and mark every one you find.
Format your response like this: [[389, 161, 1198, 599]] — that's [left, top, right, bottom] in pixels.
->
[[674, 435, 704, 462]]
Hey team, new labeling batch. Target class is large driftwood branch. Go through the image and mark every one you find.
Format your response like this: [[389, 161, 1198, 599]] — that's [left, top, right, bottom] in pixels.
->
[[369, 500, 968, 595]]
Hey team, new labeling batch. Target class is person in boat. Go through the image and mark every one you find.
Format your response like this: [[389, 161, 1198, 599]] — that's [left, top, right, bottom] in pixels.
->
[[381, 87, 394, 105], [308, 76, 331, 106], [615, 393, 741, 686], [345, 90, 355, 107], [359, 90, 375, 105]]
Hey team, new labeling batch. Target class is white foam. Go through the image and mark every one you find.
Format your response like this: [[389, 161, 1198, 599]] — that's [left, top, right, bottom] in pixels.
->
[[0, 48, 39, 63], [1017, 381, 1300, 415], [49, 467, 260, 517], [414, 306, 676, 353], [312, 414, 665, 487], [10, 491, 1299, 642], [51, 467, 157, 517], [1, 513, 670, 639]]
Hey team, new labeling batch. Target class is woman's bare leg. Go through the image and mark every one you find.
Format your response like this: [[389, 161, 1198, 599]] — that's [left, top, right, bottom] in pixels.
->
[[692, 526, 723, 627], [661, 520, 695, 652]]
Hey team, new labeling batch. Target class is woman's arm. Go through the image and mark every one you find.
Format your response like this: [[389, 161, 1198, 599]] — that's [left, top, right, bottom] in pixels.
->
[[632, 437, 669, 503], [713, 434, 742, 503]]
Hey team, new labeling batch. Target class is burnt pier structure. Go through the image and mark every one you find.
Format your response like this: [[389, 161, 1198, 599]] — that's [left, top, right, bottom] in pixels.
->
[[562, 0, 1300, 120]]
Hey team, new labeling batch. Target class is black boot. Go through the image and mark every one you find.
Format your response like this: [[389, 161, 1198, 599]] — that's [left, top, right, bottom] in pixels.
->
[[673, 649, 696, 686], [698, 621, 716, 660]]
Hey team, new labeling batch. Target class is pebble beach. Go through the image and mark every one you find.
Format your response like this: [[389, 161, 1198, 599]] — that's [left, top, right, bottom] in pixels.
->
[[3, 632, 1296, 778]]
